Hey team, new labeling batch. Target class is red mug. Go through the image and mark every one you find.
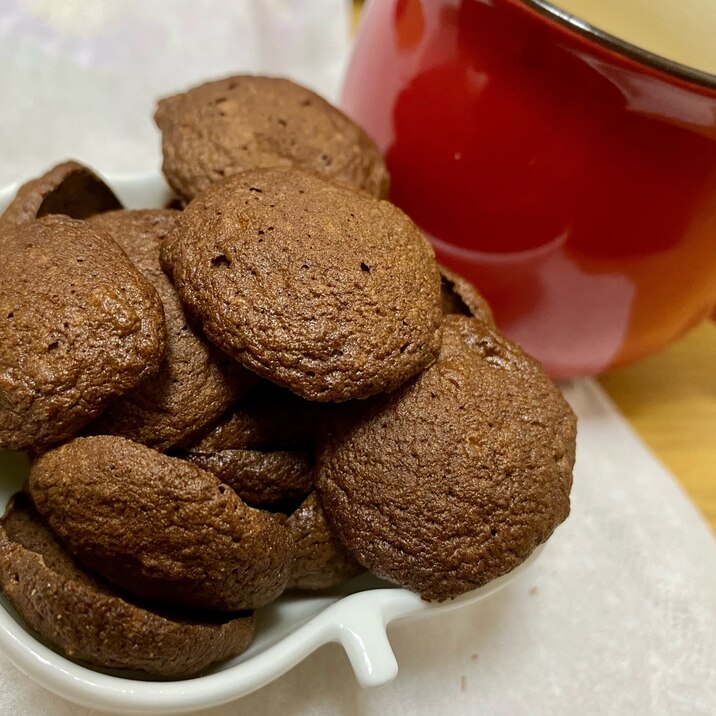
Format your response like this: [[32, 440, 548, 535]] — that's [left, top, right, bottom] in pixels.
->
[[342, 0, 716, 378]]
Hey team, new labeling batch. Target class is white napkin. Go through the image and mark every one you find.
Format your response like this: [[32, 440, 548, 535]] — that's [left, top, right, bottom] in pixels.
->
[[0, 0, 351, 185], [1, 3, 714, 714]]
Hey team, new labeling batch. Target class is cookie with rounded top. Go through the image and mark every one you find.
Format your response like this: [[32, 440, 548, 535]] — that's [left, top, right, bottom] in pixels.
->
[[160, 168, 442, 402], [155, 75, 389, 202], [0, 216, 166, 451], [29, 436, 295, 612], [316, 315, 576, 601]]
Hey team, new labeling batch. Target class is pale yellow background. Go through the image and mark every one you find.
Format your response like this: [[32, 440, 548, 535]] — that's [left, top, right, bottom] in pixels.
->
[[552, 0, 716, 75]]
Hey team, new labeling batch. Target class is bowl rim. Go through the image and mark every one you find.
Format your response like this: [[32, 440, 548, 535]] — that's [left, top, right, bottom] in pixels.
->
[[0, 551, 542, 715], [519, 0, 716, 91]]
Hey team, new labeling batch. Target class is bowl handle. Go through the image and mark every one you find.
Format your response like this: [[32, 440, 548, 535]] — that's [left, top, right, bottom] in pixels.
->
[[323, 590, 419, 688], [334, 607, 398, 688]]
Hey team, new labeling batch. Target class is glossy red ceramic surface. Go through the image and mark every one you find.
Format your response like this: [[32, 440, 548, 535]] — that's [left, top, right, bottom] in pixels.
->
[[342, 0, 716, 377]]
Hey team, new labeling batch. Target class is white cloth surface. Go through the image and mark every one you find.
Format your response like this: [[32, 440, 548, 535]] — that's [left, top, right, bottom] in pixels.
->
[[0, 0, 351, 185], [1, 2, 715, 713]]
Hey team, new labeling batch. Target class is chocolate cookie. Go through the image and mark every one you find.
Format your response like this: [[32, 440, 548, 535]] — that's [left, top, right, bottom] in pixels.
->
[[29, 436, 294, 611], [87, 209, 255, 450], [161, 168, 443, 402], [0, 161, 121, 231], [190, 380, 319, 452], [188, 449, 313, 508], [316, 315, 576, 601], [155, 75, 389, 202], [0, 494, 255, 678], [439, 264, 495, 327], [0, 217, 166, 452], [286, 493, 363, 591]]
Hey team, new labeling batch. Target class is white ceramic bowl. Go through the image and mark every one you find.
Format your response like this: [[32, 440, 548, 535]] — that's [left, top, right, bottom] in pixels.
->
[[0, 173, 543, 715]]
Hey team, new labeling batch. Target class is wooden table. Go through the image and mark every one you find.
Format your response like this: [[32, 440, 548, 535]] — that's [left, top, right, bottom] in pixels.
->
[[600, 320, 716, 533]]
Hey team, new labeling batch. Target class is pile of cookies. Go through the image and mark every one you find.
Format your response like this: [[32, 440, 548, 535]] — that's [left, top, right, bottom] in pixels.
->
[[0, 76, 576, 678]]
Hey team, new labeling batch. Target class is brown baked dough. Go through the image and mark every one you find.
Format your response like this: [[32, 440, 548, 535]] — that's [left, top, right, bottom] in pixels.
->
[[0, 217, 166, 452], [0, 494, 255, 678], [0, 160, 121, 230], [286, 493, 363, 591], [155, 75, 389, 202], [316, 315, 576, 601], [87, 209, 255, 449], [190, 380, 319, 452], [29, 436, 294, 611], [160, 168, 442, 402], [188, 449, 313, 508], [439, 264, 495, 327]]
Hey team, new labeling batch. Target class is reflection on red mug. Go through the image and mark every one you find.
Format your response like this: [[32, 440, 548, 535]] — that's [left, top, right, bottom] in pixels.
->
[[342, 0, 716, 378]]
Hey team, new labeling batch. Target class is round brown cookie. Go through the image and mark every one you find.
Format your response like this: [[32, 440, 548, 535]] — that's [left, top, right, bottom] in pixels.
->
[[0, 217, 166, 452], [160, 168, 443, 402], [439, 264, 495, 327], [191, 380, 320, 452], [86, 209, 255, 450], [316, 315, 576, 602], [0, 160, 121, 231], [0, 494, 255, 678], [29, 436, 294, 611], [286, 493, 363, 591], [188, 449, 313, 507], [154, 75, 389, 202]]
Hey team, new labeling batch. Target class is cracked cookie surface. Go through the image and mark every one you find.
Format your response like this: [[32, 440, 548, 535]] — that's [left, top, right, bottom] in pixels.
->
[[316, 315, 576, 601], [161, 168, 442, 402], [29, 436, 295, 611], [0, 216, 165, 451], [155, 75, 390, 202]]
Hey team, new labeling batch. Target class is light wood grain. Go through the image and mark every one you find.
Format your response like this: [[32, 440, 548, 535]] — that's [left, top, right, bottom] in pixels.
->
[[599, 321, 716, 533]]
